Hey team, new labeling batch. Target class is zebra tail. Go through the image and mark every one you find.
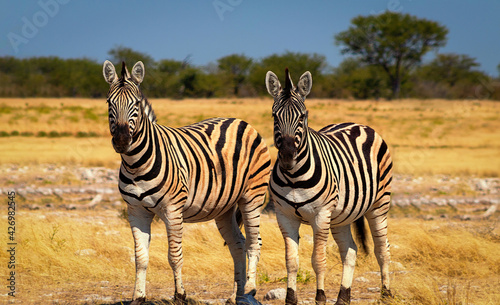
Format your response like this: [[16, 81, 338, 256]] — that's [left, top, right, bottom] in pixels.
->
[[353, 217, 369, 255]]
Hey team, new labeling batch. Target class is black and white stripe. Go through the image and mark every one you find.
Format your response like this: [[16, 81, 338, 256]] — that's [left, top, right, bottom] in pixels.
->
[[103, 61, 271, 304], [266, 69, 393, 305]]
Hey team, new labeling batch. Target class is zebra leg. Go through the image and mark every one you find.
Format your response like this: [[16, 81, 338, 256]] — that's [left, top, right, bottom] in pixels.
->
[[311, 215, 331, 305], [215, 207, 247, 304], [163, 209, 187, 304], [238, 195, 265, 296], [366, 200, 393, 300], [276, 209, 301, 305], [331, 224, 358, 305], [128, 205, 154, 305]]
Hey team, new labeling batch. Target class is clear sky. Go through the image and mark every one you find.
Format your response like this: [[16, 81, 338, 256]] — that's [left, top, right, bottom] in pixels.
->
[[1, 0, 499, 76]]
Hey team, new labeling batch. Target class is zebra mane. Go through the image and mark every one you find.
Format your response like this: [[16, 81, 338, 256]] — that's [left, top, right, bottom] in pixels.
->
[[284, 67, 293, 92], [141, 95, 157, 124], [277, 68, 306, 111], [121, 61, 130, 79]]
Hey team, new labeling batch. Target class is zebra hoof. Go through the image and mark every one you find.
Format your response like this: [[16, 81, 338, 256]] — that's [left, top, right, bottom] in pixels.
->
[[315, 289, 326, 305], [335, 286, 351, 305], [381, 285, 393, 302], [225, 296, 236, 305], [174, 291, 187, 305], [285, 288, 297, 305], [130, 297, 146, 305]]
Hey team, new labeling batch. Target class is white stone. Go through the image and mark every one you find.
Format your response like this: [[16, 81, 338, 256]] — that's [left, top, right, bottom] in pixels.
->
[[263, 288, 287, 300]]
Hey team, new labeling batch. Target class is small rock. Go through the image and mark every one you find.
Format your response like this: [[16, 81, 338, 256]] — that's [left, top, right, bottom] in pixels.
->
[[476, 179, 488, 191], [396, 198, 410, 207], [264, 288, 287, 300], [367, 287, 380, 293], [355, 277, 369, 283], [422, 215, 434, 221]]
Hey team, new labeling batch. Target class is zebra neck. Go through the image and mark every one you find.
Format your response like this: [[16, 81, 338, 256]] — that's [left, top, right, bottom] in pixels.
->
[[120, 108, 157, 171], [282, 131, 312, 177]]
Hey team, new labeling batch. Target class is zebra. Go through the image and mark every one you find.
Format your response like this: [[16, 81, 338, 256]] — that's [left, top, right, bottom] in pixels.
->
[[102, 60, 271, 305], [265, 69, 393, 305]]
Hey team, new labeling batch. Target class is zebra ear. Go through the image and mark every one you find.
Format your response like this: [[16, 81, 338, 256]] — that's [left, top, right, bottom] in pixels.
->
[[103, 60, 118, 84], [266, 71, 281, 98], [131, 61, 145, 85], [297, 71, 312, 98]]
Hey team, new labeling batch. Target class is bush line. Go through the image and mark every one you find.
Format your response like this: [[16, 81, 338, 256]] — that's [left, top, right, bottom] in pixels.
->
[[0, 131, 100, 138]]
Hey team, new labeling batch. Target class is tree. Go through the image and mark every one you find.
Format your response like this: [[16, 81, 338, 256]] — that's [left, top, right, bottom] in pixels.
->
[[249, 51, 328, 96], [335, 11, 448, 99], [418, 53, 480, 86], [217, 54, 253, 96], [333, 58, 389, 99], [411, 53, 490, 99], [107, 46, 155, 69]]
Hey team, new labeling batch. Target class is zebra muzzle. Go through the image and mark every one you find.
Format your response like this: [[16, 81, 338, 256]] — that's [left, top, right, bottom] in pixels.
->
[[112, 124, 132, 153], [278, 136, 297, 170]]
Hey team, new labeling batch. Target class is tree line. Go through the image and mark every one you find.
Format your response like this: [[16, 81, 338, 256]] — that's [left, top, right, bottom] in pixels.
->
[[1, 12, 498, 100]]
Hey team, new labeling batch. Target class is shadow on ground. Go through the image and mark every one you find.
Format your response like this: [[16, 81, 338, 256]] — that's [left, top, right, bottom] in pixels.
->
[[102, 298, 211, 305]]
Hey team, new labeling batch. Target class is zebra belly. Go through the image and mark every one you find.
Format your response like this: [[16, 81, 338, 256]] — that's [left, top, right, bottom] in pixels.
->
[[182, 200, 236, 222]]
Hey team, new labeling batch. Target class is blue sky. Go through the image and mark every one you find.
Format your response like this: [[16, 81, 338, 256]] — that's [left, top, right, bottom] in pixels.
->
[[1, 0, 499, 76]]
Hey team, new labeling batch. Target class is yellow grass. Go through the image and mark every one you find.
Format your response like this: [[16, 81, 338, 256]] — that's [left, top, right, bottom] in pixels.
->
[[1, 98, 499, 176], [0, 137, 118, 167], [1, 210, 498, 304], [1, 97, 499, 304]]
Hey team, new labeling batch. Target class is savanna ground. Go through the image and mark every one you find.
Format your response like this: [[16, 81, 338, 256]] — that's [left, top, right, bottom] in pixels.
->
[[0, 98, 499, 304]]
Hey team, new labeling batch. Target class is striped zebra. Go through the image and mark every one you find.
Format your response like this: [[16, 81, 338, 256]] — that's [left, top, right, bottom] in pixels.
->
[[102, 60, 271, 305], [265, 69, 393, 305]]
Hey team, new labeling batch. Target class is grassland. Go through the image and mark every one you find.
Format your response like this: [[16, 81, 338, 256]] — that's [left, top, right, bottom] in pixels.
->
[[0, 210, 498, 304], [0, 98, 499, 176], [0, 98, 499, 304]]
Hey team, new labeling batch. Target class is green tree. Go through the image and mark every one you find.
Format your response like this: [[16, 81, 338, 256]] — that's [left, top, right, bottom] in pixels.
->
[[412, 53, 490, 99], [333, 58, 389, 99], [418, 53, 480, 86], [217, 54, 253, 96], [249, 51, 327, 96], [107, 46, 155, 68], [335, 11, 448, 99]]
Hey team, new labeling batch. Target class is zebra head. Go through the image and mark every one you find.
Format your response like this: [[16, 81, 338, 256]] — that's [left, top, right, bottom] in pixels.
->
[[103, 60, 145, 154], [266, 68, 312, 170]]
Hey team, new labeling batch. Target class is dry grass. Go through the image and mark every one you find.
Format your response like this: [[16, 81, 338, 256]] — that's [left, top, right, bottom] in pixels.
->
[[1, 210, 498, 304], [1, 97, 499, 304], [1, 98, 499, 176]]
